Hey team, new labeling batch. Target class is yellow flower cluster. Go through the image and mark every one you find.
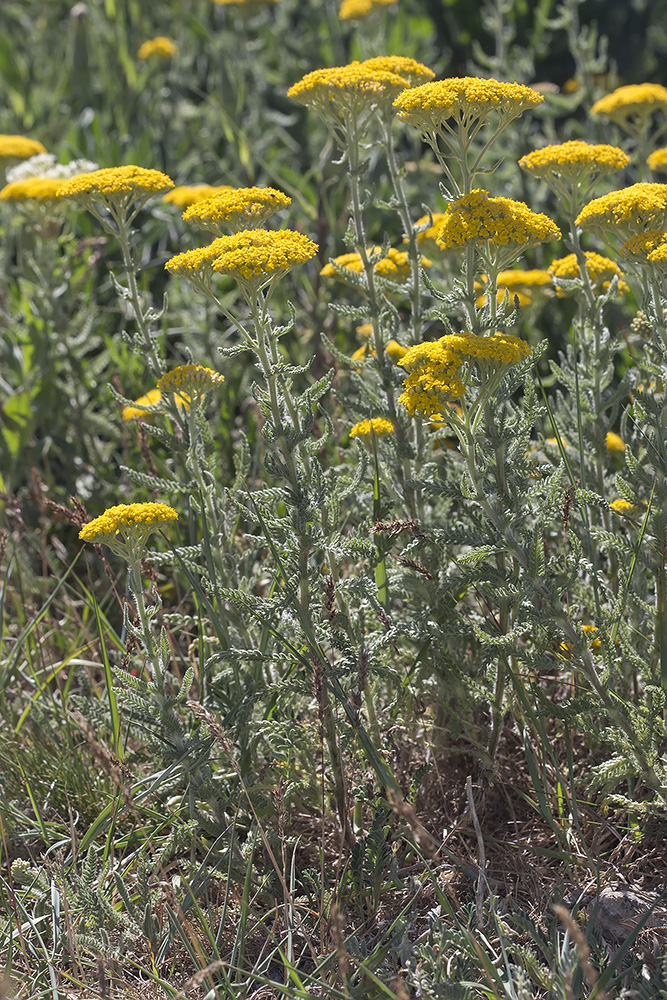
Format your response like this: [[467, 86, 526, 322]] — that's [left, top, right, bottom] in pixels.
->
[[610, 498, 643, 515], [0, 135, 46, 160], [349, 417, 395, 438], [414, 212, 448, 253], [359, 57, 435, 87], [183, 186, 291, 233], [385, 339, 408, 362], [338, 0, 395, 20], [137, 37, 177, 60], [0, 177, 65, 202], [59, 165, 174, 205], [644, 242, 667, 267], [398, 341, 465, 417], [592, 83, 667, 121], [79, 502, 178, 549], [122, 388, 163, 420], [122, 388, 191, 420], [606, 432, 625, 453], [575, 183, 667, 238], [648, 148, 667, 173], [163, 185, 233, 208], [393, 77, 543, 131], [549, 252, 628, 296], [518, 141, 629, 180], [436, 190, 561, 249], [442, 332, 532, 366], [619, 229, 667, 262], [157, 365, 225, 398], [476, 269, 552, 306], [321, 246, 429, 281], [210, 228, 319, 280], [287, 63, 409, 117]]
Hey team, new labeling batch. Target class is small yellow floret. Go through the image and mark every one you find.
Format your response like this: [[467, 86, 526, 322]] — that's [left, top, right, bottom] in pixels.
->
[[0, 135, 47, 160], [165, 238, 230, 280], [349, 417, 394, 438], [592, 84, 667, 121], [576, 183, 667, 238], [137, 37, 177, 60], [393, 77, 543, 131], [183, 186, 291, 233], [436, 189, 561, 248], [606, 431, 625, 453], [0, 177, 65, 201]]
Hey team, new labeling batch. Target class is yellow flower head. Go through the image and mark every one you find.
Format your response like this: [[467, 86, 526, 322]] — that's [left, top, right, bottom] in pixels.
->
[[0, 176, 65, 202], [648, 148, 667, 174], [183, 186, 291, 234], [549, 252, 628, 296], [592, 84, 667, 123], [79, 502, 178, 556], [385, 339, 408, 362], [518, 141, 629, 183], [575, 183, 667, 239], [58, 165, 174, 217], [393, 77, 543, 131], [398, 340, 465, 417], [610, 498, 643, 515], [122, 388, 190, 420], [349, 417, 394, 438], [442, 332, 532, 367], [476, 269, 552, 307], [287, 63, 409, 122], [210, 228, 319, 281], [606, 431, 625, 453], [163, 185, 233, 209], [0, 135, 47, 160], [356, 323, 373, 341], [157, 365, 224, 401], [413, 212, 449, 255], [320, 246, 429, 281], [338, 0, 395, 19], [137, 36, 177, 60], [360, 57, 435, 88], [436, 189, 561, 249], [122, 388, 162, 421]]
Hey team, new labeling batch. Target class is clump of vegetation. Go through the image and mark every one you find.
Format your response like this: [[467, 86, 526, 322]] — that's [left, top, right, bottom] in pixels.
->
[[2, 1, 667, 998]]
